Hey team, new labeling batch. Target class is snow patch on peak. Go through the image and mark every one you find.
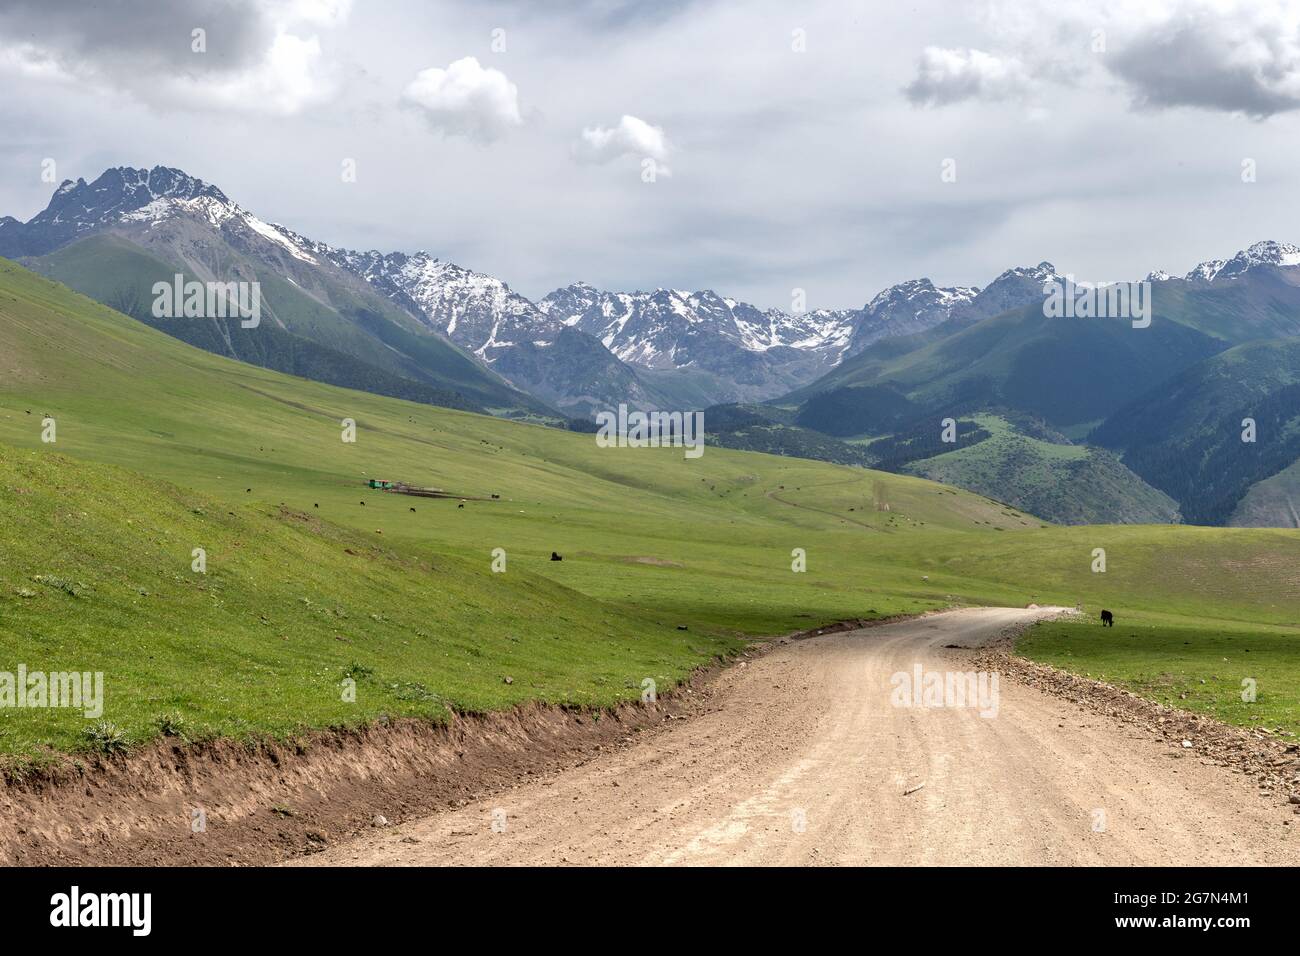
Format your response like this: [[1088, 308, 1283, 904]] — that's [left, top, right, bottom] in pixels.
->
[[1242, 239, 1300, 264], [1185, 259, 1226, 282], [1186, 240, 1300, 282], [997, 261, 1057, 283]]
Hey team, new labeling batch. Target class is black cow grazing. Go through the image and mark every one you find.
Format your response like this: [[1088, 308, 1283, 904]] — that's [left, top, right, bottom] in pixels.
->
[[551, 552, 563, 561], [1100, 609, 1114, 627]]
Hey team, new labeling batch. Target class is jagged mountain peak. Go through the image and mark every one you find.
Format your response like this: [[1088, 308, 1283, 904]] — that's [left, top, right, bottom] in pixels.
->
[[1241, 239, 1300, 262], [992, 261, 1058, 283], [2, 163, 327, 265], [538, 281, 857, 370], [328, 244, 552, 358], [865, 276, 980, 312], [39, 165, 232, 216], [1185, 240, 1300, 283]]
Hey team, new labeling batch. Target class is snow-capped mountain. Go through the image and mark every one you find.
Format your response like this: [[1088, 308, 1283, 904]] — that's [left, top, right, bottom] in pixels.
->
[[538, 284, 855, 366], [0, 166, 325, 268], [330, 250, 558, 360], [532, 284, 860, 403], [0, 166, 671, 416], [1184, 240, 1300, 283], [844, 263, 1058, 353], [961, 261, 1058, 321], [0, 171, 1076, 410], [317, 251, 673, 415], [0, 166, 564, 416], [0, 165, 337, 276], [13, 165, 1300, 421], [848, 278, 979, 353]]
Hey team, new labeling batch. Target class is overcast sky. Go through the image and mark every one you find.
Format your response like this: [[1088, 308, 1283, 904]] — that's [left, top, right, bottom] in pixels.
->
[[3, 0, 1300, 310]]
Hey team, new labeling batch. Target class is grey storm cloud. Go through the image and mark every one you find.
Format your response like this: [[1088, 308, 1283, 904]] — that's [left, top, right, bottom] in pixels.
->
[[904, 0, 1300, 119], [1109, 17, 1300, 118], [3, 0, 1300, 313], [0, 0, 270, 74], [0, 0, 350, 114]]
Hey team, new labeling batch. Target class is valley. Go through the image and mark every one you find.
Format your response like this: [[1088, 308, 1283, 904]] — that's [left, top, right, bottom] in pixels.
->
[[8, 168, 1300, 530], [2, 256, 1298, 777]]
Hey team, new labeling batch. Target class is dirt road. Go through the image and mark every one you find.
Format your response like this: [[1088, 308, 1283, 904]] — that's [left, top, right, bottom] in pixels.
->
[[294, 608, 1298, 866]]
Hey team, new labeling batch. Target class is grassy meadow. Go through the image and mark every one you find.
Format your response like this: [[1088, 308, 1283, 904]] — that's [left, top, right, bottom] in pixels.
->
[[1, 258, 1298, 760]]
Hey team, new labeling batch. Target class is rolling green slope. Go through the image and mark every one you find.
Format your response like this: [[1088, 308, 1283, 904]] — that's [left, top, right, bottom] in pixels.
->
[[793, 304, 1224, 427], [23, 235, 554, 418], [903, 415, 1181, 525], [774, 295, 1297, 526], [1091, 339, 1300, 524], [791, 276, 1300, 414], [2, 258, 1300, 757], [0, 445, 731, 757], [1231, 458, 1300, 528], [1138, 273, 1300, 344]]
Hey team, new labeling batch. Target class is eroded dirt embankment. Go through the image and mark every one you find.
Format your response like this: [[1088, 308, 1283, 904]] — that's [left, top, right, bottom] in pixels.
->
[[8, 608, 1299, 867], [0, 617, 890, 867], [0, 675, 727, 866], [298, 607, 1300, 867]]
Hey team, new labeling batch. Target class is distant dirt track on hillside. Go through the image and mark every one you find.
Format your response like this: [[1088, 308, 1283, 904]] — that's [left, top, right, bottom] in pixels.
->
[[295, 608, 1300, 866]]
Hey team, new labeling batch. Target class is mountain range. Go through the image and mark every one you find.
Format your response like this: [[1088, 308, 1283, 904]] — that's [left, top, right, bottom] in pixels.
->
[[5, 165, 1300, 528], [0, 166, 1068, 417]]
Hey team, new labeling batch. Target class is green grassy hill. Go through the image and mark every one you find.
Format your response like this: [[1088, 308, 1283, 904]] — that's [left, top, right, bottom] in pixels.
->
[[1091, 339, 1300, 524], [779, 285, 1300, 527], [903, 414, 1181, 525], [25, 234, 554, 419], [793, 303, 1225, 427], [0, 445, 728, 758], [3, 258, 1300, 757], [1231, 458, 1300, 528]]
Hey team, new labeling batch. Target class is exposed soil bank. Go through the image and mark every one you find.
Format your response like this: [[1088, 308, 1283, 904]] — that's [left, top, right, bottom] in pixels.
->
[[11, 608, 1294, 867], [296, 608, 1300, 867], [0, 664, 732, 866], [1, 614, 903, 866]]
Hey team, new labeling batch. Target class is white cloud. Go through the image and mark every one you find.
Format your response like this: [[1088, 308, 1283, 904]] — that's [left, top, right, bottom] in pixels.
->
[[173, 31, 336, 115], [1105, 0, 1300, 117], [10, 0, 1300, 313], [0, 43, 75, 82], [0, 0, 348, 116], [574, 114, 671, 173], [904, 47, 1033, 106], [284, 0, 353, 26], [909, 0, 1300, 117], [401, 57, 523, 142]]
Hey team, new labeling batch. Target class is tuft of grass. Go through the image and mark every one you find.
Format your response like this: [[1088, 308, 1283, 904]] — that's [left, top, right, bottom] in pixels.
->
[[81, 721, 129, 755], [153, 712, 188, 739]]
